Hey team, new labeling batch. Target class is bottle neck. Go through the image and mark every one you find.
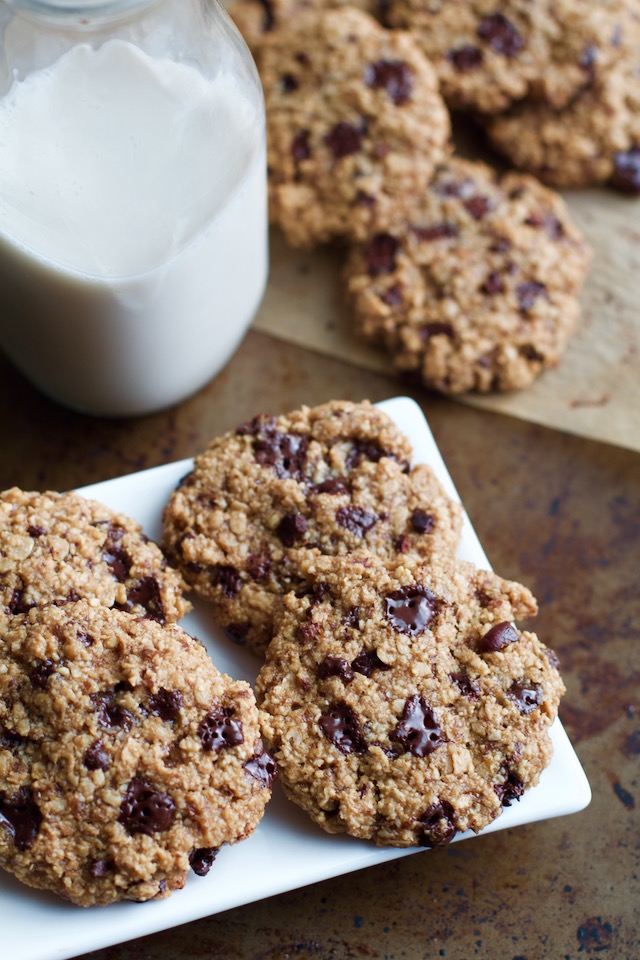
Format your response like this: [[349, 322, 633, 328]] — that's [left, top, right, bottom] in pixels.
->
[[2, 0, 161, 27]]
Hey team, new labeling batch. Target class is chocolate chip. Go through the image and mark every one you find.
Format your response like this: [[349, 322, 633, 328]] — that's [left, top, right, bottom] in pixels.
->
[[420, 322, 455, 341], [297, 621, 320, 644], [0, 727, 22, 750], [189, 847, 219, 877], [89, 858, 113, 878], [118, 778, 175, 836], [364, 233, 399, 276], [198, 707, 244, 751], [355, 190, 375, 207], [351, 649, 389, 677], [448, 45, 483, 72], [411, 222, 459, 242], [394, 534, 411, 553], [313, 477, 349, 495], [236, 413, 275, 436], [324, 122, 363, 160], [84, 738, 110, 771], [254, 428, 309, 480], [477, 621, 520, 653], [384, 585, 437, 636], [276, 512, 308, 547], [464, 195, 492, 220], [482, 271, 504, 295], [29, 659, 56, 689], [77, 630, 94, 647], [508, 679, 543, 714], [291, 129, 311, 162], [344, 605, 360, 628], [225, 622, 250, 645], [95, 695, 133, 731], [477, 13, 524, 56], [611, 147, 640, 193], [524, 212, 565, 239], [450, 672, 480, 700], [411, 509, 434, 534], [517, 280, 547, 311], [364, 59, 413, 105], [546, 648, 561, 670], [391, 695, 445, 757], [319, 702, 366, 755], [295, 581, 331, 604], [103, 537, 132, 582], [246, 547, 272, 580], [281, 73, 299, 92], [149, 688, 183, 722], [336, 506, 378, 537], [27, 524, 46, 538], [380, 283, 403, 307], [125, 576, 166, 623], [495, 768, 525, 806], [244, 741, 278, 789], [211, 564, 243, 598], [318, 656, 354, 683], [418, 800, 457, 847], [345, 439, 392, 469], [0, 787, 42, 850], [7, 586, 33, 615]]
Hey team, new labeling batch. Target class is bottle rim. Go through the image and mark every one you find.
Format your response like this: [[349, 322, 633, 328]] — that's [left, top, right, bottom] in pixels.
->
[[4, 0, 159, 19]]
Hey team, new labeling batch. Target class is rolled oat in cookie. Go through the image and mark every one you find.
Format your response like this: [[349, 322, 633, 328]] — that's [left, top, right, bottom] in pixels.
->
[[344, 157, 591, 393], [256, 549, 564, 847], [385, 0, 637, 114], [0, 600, 274, 906], [162, 400, 462, 657], [0, 487, 190, 632], [260, 7, 451, 248]]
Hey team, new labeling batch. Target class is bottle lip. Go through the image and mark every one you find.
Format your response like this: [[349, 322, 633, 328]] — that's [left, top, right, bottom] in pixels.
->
[[4, 0, 158, 20]]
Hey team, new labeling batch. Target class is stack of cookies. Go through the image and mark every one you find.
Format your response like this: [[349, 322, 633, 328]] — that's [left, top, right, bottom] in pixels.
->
[[0, 489, 275, 905], [162, 400, 565, 849], [226, 2, 602, 394]]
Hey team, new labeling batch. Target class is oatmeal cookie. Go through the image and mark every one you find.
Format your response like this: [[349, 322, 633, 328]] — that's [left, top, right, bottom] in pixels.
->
[[162, 400, 462, 656], [0, 600, 275, 906], [386, 0, 637, 114], [344, 157, 591, 393], [260, 7, 451, 248], [256, 549, 564, 846], [485, 51, 640, 191], [0, 488, 190, 632]]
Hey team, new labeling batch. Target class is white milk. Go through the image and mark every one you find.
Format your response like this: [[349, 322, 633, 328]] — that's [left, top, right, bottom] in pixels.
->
[[0, 38, 268, 415]]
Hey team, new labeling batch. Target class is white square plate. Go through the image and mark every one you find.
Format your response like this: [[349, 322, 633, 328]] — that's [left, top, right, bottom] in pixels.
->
[[1, 397, 591, 960]]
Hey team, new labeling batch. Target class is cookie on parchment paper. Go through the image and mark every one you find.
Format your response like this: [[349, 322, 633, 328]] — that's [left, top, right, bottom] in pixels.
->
[[260, 7, 451, 248], [344, 157, 591, 393], [0, 487, 190, 631], [162, 400, 462, 657], [256, 549, 564, 846], [0, 600, 275, 906], [385, 0, 637, 114]]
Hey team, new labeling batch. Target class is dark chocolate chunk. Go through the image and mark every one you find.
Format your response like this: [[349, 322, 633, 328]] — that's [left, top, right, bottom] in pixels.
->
[[189, 847, 219, 877], [198, 707, 244, 751], [313, 477, 349, 495], [391, 695, 445, 757], [482, 271, 504, 295], [495, 768, 525, 806], [319, 702, 366, 755], [118, 778, 175, 836], [244, 741, 278, 789], [246, 547, 272, 580], [318, 656, 354, 683], [336, 506, 378, 537], [324, 122, 363, 159], [84, 738, 110, 771], [102, 533, 132, 582], [477, 620, 519, 653], [508, 679, 543, 714], [411, 509, 434, 534], [411, 222, 458, 242], [149, 688, 183, 722], [225, 622, 250, 645], [89, 858, 113, 878], [276, 512, 308, 547], [517, 280, 547, 311], [384, 585, 437, 636], [611, 147, 640, 193], [27, 524, 46, 538], [477, 13, 524, 56], [254, 429, 309, 480], [364, 233, 399, 276], [464, 195, 492, 220], [450, 671, 480, 700], [281, 73, 299, 92], [364, 59, 413, 104], [291, 129, 311, 162], [29, 659, 56, 689], [95, 694, 133, 731], [211, 564, 243, 598], [0, 787, 42, 850], [7, 586, 33, 615], [380, 283, 403, 307], [418, 800, 457, 847], [448, 45, 483, 72], [344, 605, 360, 628], [351, 649, 390, 677]]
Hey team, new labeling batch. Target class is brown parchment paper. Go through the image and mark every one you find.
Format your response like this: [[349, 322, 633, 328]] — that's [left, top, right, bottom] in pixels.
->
[[252, 188, 640, 453]]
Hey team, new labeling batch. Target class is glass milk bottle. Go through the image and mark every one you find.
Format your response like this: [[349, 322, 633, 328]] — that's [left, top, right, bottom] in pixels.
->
[[0, 0, 268, 416]]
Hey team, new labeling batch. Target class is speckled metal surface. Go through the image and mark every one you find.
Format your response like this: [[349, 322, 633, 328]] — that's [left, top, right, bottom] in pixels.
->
[[0, 332, 638, 959]]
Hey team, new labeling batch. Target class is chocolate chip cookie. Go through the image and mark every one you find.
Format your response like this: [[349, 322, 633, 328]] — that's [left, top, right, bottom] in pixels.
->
[[260, 7, 451, 248], [385, 0, 636, 114], [162, 400, 462, 656], [485, 50, 640, 191], [344, 158, 591, 393], [0, 487, 190, 631], [256, 549, 564, 846], [0, 600, 275, 906]]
